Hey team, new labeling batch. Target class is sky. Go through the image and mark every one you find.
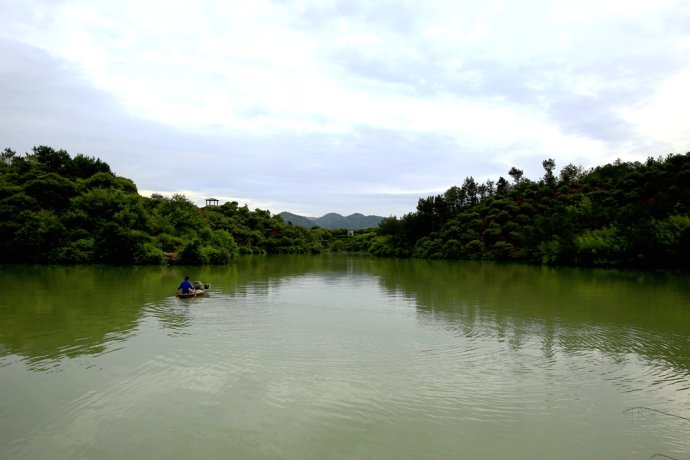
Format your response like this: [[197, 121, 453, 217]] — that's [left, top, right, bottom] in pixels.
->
[[1, 0, 689, 217]]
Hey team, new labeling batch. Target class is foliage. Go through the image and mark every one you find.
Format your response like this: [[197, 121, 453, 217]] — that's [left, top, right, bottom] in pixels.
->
[[2, 145, 690, 269], [0, 145, 362, 265], [367, 152, 690, 269]]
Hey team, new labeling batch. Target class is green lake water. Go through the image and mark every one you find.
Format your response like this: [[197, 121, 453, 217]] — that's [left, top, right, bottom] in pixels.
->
[[1, 255, 689, 459]]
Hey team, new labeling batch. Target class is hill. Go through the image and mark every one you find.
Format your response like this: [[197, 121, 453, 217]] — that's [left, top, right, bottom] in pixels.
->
[[277, 212, 317, 228], [0, 145, 344, 264], [6, 144, 690, 269], [368, 153, 690, 268], [279, 212, 384, 229]]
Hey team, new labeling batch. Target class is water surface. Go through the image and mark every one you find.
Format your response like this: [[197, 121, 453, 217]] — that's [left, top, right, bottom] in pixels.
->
[[1, 256, 689, 459]]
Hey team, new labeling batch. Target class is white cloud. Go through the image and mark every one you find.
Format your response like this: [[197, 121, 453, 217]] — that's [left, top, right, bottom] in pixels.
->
[[1, 0, 689, 216], [549, 0, 681, 20], [620, 67, 690, 152]]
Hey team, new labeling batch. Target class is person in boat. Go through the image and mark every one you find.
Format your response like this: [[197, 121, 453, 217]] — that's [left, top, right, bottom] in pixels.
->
[[178, 276, 195, 295], [194, 280, 211, 290]]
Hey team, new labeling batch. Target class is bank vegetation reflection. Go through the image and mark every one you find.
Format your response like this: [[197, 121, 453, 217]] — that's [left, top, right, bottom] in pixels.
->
[[2, 256, 689, 377]]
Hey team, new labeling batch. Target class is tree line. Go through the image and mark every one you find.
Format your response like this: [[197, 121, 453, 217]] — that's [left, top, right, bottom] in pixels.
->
[[363, 153, 690, 269], [2, 146, 689, 269], [0, 146, 354, 265]]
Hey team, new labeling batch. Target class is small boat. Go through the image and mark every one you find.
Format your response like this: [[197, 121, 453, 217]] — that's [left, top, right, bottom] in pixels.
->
[[176, 282, 210, 299], [176, 289, 206, 299]]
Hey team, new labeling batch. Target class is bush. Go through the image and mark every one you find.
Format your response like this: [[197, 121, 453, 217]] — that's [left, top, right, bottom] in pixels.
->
[[442, 239, 463, 259], [463, 239, 485, 259], [538, 238, 561, 265], [156, 232, 183, 252], [134, 243, 167, 265], [202, 246, 231, 264], [179, 240, 205, 265], [413, 237, 444, 259], [368, 236, 399, 257], [208, 229, 239, 260], [574, 226, 628, 267], [492, 241, 514, 260], [52, 238, 95, 264]]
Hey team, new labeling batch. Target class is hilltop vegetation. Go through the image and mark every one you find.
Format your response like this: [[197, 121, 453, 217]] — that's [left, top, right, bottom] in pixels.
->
[[2, 145, 689, 269], [0, 146, 355, 265], [365, 154, 690, 269]]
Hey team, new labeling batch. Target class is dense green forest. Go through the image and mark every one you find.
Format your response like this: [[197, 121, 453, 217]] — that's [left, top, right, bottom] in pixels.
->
[[365, 153, 690, 269], [0, 146, 354, 265], [2, 146, 689, 268]]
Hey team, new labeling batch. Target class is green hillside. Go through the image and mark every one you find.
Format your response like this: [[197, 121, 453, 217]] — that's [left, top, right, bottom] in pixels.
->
[[278, 212, 316, 228], [364, 154, 690, 269], [2, 145, 689, 269], [0, 146, 338, 264]]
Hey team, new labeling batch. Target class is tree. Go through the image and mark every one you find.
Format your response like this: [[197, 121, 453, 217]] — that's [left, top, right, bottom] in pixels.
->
[[444, 186, 466, 214], [12, 210, 67, 262], [377, 216, 402, 235], [462, 176, 478, 206], [1, 148, 16, 165], [32, 146, 71, 174], [23, 173, 77, 210], [150, 194, 202, 238], [485, 179, 495, 196], [71, 188, 150, 232], [94, 222, 140, 264], [574, 225, 628, 267], [542, 158, 556, 187], [559, 163, 583, 185], [68, 153, 112, 179], [508, 167, 524, 185], [496, 177, 509, 195], [477, 183, 488, 201]]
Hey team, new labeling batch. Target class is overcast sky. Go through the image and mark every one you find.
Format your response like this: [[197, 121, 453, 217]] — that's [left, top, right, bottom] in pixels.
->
[[1, 0, 689, 217]]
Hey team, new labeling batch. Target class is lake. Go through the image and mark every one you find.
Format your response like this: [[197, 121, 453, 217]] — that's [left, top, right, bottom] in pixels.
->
[[1, 255, 689, 460]]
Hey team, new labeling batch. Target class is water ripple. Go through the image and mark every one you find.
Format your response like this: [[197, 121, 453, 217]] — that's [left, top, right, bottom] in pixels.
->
[[4, 263, 690, 460]]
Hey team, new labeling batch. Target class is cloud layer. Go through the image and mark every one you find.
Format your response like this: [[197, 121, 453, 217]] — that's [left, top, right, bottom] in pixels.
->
[[1, 0, 689, 216]]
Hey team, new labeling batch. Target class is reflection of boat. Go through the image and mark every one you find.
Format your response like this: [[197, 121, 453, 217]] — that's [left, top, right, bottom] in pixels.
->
[[176, 282, 210, 299]]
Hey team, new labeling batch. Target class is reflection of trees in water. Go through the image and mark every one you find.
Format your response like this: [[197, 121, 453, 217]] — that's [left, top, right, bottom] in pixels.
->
[[224, 255, 690, 377], [0, 257, 351, 365], [4, 256, 689, 375], [0, 265, 172, 367], [367, 258, 690, 374], [0, 256, 375, 366]]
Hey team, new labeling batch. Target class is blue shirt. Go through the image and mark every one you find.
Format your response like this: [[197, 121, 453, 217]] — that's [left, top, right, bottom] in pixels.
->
[[179, 280, 194, 293]]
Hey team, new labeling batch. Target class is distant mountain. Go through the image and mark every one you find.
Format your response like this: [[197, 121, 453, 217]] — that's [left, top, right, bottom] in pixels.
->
[[278, 212, 384, 230], [278, 212, 317, 228]]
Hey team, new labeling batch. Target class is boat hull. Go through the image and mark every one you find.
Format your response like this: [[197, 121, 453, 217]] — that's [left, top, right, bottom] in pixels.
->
[[176, 289, 208, 299]]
